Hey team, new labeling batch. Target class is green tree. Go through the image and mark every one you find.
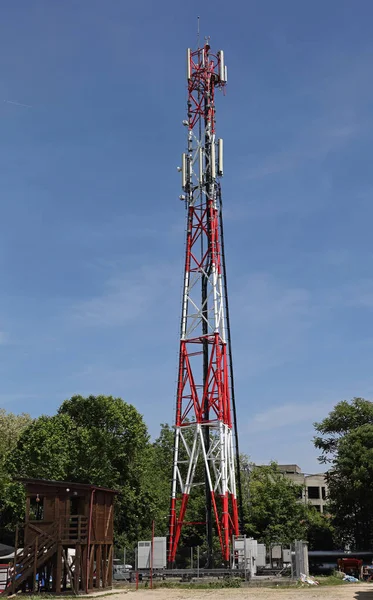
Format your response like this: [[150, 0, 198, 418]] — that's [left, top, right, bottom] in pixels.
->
[[0, 410, 32, 486], [241, 460, 333, 549], [306, 513, 335, 550], [314, 397, 373, 462], [0, 409, 32, 459], [242, 461, 307, 545], [3, 396, 153, 549], [314, 398, 373, 549], [0, 410, 33, 539], [147, 423, 173, 535]]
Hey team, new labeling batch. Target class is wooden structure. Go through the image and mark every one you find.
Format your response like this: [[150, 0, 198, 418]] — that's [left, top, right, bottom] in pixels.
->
[[3, 478, 117, 595]]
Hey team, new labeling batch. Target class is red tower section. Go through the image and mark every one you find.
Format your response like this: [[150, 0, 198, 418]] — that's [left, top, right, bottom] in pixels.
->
[[168, 41, 240, 566]]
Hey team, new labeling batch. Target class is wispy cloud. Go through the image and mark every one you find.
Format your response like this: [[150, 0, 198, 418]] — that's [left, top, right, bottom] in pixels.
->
[[344, 280, 373, 310], [67, 218, 160, 244], [244, 119, 359, 181], [4, 99, 32, 108], [231, 273, 312, 376], [0, 393, 40, 408], [247, 401, 333, 433], [234, 273, 310, 325], [72, 262, 177, 327], [316, 279, 373, 312], [244, 380, 373, 472], [232, 271, 373, 379]]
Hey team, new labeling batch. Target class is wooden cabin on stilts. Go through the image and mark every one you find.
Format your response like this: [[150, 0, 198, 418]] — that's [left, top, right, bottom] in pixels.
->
[[2, 478, 117, 595]]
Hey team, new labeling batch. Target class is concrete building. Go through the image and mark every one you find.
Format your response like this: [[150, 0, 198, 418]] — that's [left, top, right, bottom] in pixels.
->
[[278, 465, 328, 513]]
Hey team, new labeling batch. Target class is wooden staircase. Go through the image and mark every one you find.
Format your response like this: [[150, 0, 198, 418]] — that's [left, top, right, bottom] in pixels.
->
[[2, 524, 58, 596], [2, 515, 101, 595]]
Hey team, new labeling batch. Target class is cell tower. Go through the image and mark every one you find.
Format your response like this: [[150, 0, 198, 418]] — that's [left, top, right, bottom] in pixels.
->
[[168, 37, 242, 566]]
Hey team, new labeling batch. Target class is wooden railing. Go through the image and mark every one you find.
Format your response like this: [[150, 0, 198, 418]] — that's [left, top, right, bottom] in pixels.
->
[[26, 516, 88, 543], [59, 515, 88, 541]]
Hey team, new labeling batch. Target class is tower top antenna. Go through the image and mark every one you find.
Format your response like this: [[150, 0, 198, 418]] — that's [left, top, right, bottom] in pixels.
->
[[197, 16, 200, 48]]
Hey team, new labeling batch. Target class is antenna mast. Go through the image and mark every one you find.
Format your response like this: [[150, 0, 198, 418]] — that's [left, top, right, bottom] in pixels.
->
[[168, 36, 240, 566]]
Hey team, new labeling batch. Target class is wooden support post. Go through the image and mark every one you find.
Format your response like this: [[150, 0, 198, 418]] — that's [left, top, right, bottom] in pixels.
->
[[102, 545, 107, 588], [104, 501, 107, 541], [81, 545, 87, 592], [33, 536, 39, 592], [52, 547, 57, 591], [63, 552, 67, 591], [107, 544, 113, 587], [74, 544, 81, 592], [55, 544, 62, 594], [11, 525, 19, 595], [61, 548, 67, 587], [88, 544, 95, 591], [96, 545, 101, 589]]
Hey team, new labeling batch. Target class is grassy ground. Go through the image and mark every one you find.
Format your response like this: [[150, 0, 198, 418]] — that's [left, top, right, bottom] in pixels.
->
[[313, 575, 347, 586], [137, 574, 351, 589], [24, 575, 361, 597]]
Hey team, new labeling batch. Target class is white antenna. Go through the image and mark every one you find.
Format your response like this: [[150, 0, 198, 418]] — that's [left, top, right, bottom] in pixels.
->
[[197, 16, 200, 48]]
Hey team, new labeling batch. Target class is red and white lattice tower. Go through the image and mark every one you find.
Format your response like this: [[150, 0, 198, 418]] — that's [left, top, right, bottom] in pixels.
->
[[168, 39, 240, 566]]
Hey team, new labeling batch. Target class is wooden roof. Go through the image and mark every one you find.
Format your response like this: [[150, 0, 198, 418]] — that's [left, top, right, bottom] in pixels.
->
[[16, 477, 119, 495]]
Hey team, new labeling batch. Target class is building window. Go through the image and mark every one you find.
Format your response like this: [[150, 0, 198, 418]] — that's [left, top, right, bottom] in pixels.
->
[[322, 487, 326, 500], [313, 505, 321, 512], [307, 486, 320, 499]]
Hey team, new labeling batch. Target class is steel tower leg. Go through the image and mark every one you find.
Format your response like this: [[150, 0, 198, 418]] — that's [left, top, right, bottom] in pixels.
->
[[168, 40, 239, 567], [218, 184, 244, 534]]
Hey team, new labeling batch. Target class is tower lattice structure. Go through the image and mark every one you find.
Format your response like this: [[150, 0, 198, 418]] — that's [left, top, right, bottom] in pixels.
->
[[168, 39, 241, 566]]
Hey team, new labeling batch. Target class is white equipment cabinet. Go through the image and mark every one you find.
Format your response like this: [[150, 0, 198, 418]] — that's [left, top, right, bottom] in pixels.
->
[[137, 537, 166, 569], [233, 536, 258, 576], [256, 543, 267, 567]]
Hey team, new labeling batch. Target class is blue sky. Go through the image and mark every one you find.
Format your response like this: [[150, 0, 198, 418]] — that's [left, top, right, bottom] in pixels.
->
[[1, 0, 373, 473]]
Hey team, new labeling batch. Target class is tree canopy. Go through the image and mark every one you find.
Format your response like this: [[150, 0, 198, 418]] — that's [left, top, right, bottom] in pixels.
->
[[314, 397, 373, 462], [2, 396, 153, 548], [0, 410, 33, 543], [0, 409, 32, 458], [0, 398, 336, 556], [314, 397, 373, 550], [241, 460, 332, 549]]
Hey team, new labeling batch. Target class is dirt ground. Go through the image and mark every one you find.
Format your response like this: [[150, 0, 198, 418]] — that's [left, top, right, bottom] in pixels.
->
[[102, 585, 373, 600]]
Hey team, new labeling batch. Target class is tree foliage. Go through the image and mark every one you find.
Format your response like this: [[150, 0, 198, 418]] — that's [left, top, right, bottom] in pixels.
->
[[241, 459, 332, 549], [314, 397, 373, 462], [2, 396, 152, 548], [0, 409, 32, 458], [0, 400, 336, 555], [0, 410, 33, 543], [314, 398, 373, 550]]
